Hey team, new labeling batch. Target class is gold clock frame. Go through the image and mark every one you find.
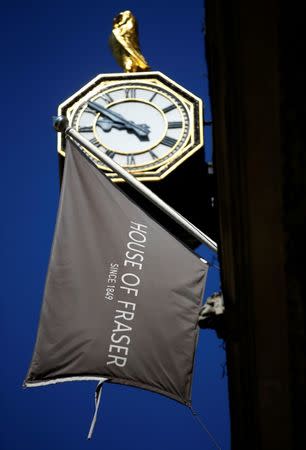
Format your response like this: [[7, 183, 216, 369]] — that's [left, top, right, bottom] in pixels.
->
[[58, 71, 204, 182]]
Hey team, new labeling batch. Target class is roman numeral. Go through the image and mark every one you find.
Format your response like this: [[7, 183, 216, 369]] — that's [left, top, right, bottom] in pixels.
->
[[163, 104, 176, 114], [125, 88, 136, 98], [161, 136, 177, 147], [127, 154, 136, 165], [101, 93, 113, 104], [105, 150, 115, 159], [168, 121, 182, 129], [90, 137, 101, 147], [149, 92, 157, 102], [149, 150, 158, 159], [79, 126, 93, 133]]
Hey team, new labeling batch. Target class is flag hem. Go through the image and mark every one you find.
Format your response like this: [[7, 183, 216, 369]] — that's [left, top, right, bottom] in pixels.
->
[[23, 375, 188, 405], [23, 376, 108, 388], [187, 267, 208, 401]]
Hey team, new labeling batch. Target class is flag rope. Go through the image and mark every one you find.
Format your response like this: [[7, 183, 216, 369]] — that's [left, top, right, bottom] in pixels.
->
[[87, 379, 106, 439], [189, 406, 222, 449]]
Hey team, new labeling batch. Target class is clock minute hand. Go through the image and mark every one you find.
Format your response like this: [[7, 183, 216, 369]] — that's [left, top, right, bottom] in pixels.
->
[[88, 101, 150, 139], [88, 101, 149, 138], [88, 101, 126, 125]]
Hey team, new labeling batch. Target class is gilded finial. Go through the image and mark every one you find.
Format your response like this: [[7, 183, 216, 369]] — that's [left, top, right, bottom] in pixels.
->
[[109, 10, 150, 73]]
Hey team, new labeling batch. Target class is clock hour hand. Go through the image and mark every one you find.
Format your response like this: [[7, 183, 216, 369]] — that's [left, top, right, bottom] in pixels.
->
[[96, 117, 150, 142], [96, 118, 125, 132], [88, 101, 150, 140]]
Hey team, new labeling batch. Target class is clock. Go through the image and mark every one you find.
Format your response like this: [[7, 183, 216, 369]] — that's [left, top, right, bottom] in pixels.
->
[[58, 71, 203, 181]]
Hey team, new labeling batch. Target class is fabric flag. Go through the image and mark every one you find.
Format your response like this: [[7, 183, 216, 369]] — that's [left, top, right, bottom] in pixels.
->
[[24, 139, 208, 424]]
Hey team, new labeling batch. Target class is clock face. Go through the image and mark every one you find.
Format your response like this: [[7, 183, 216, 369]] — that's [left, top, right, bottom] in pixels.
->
[[71, 82, 190, 172], [58, 72, 203, 181]]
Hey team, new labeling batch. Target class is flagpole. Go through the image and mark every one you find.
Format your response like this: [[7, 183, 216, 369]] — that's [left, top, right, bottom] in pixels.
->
[[54, 116, 218, 253]]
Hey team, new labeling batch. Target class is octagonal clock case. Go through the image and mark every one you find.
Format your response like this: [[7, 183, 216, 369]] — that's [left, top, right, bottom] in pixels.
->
[[58, 71, 204, 182]]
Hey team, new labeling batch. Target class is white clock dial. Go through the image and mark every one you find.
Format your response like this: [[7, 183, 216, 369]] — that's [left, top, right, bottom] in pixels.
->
[[71, 82, 191, 171]]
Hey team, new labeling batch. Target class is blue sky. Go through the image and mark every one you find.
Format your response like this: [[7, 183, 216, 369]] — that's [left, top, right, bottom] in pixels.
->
[[1, 1, 229, 449]]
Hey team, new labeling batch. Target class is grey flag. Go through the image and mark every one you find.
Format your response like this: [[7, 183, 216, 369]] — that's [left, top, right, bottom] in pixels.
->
[[24, 139, 208, 405]]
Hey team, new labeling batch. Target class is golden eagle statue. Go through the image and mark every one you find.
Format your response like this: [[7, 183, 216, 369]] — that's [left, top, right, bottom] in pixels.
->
[[109, 10, 150, 73]]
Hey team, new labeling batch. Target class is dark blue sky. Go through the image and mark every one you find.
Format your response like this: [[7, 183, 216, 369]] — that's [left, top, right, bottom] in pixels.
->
[[1, 1, 229, 449]]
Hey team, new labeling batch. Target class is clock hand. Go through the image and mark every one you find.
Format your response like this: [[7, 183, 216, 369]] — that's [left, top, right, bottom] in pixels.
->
[[96, 118, 150, 142], [88, 101, 126, 125], [88, 101, 150, 139], [96, 118, 126, 132], [89, 101, 149, 138]]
